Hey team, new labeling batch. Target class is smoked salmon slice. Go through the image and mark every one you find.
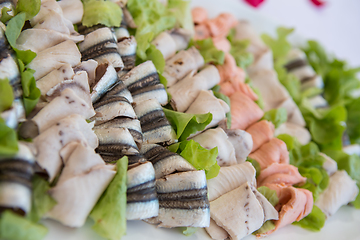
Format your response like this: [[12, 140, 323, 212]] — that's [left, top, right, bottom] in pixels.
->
[[205, 13, 238, 38], [216, 53, 238, 83], [229, 91, 263, 130], [246, 120, 275, 152], [191, 7, 208, 25], [257, 163, 306, 187], [248, 138, 289, 170], [264, 183, 313, 234]]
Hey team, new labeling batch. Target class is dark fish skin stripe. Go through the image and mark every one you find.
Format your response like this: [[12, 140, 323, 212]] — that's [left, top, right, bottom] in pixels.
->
[[131, 84, 165, 97], [284, 59, 308, 72], [126, 73, 160, 93], [80, 38, 116, 55], [128, 129, 143, 142], [0, 47, 11, 60], [149, 151, 177, 166], [301, 75, 317, 83], [127, 179, 156, 193], [0, 206, 26, 217], [139, 110, 165, 124], [141, 118, 171, 133], [105, 80, 128, 96], [159, 197, 210, 210], [0, 174, 32, 189], [93, 95, 130, 109], [0, 160, 34, 177], [99, 153, 147, 165], [82, 48, 120, 62], [96, 143, 138, 154], [12, 83, 23, 99], [127, 187, 158, 203], [158, 188, 208, 201], [76, 24, 107, 35], [142, 145, 166, 159], [121, 55, 136, 71]]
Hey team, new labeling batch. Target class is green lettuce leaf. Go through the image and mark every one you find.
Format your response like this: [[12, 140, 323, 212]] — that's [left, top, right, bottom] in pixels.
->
[[179, 140, 220, 179], [212, 89, 231, 129], [162, 108, 212, 141], [0, 117, 18, 156], [0, 79, 14, 112], [128, 0, 176, 59], [82, 0, 123, 28], [144, 44, 165, 74], [246, 157, 261, 178], [261, 27, 294, 60], [1, 6, 13, 23], [0, 211, 48, 240], [300, 99, 346, 150], [180, 227, 197, 236], [253, 220, 275, 236], [292, 205, 326, 231], [167, 0, 194, 33], [346, 98, 360, 144], [257, 186, 279, 206], [90, 157, 128, 240], [27, 175, 57, 223], [227, 30, 254, 68], [262, 107, 287, 128], [189, 38, 225, 65], [15, 0, 41, 20], [303, 40, 331, 78]]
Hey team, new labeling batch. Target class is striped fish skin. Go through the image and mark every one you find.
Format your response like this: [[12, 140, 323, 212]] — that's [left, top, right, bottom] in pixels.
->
[[0, 143, 35, 216], [120, 61, 159, 91], [126, 162, 159, 220], [94, 117, 143, 148], [101, 79, 133, 103], [117, 36, 136, 71], [93, 96, 137, 125], [79, 27, 124, 70], [132, 84, 168, 106], [134, 99, 177, 145], [140, 144, 195, 179], [155, 171, 210, 228]]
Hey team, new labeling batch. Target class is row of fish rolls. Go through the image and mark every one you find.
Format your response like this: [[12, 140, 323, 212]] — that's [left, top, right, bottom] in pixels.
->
[[140, 144, 210, 228]]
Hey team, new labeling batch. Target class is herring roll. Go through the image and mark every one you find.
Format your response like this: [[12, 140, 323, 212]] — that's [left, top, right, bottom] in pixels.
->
[[79, 27, 124, 71]]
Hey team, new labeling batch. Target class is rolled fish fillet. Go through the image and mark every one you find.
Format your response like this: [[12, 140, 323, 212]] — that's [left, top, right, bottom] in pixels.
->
[[117, 36, 137, 72], [249, 69, 289, 111], [46, 143, 116, 227], [155, 170, 210, 228], [229, 91, 263, 130], [79, 27, 124, 70], [46, 71, 92, 107], [265, 183, 313, 234], [36, 63, 75, 97], [28, 40, 81, 80], [32, 10, 77, 36], [163, 47, 204, 87], [126, 162, 159, 220], [58, 0, 84, 24], [34, 114, 98, 182], [246, 120, 275, 153], [17, 29, 84, 53], [275, 122, 311, 145], [191, 128, 236, 167], [207, 162, 256, 202], [90, 62, 119, 103], [186, 90, 230, 131], [316, 170, 359, 218], [168, 65, 220, 112], [30, 0, 64, 26], [208, 182, 266, 240], [224, 129, 253, 164], [140, 144, 195, 179], [277, 98, 305, 127], [248, 138, 289, 170], [32, 88, 95, 134], [257, 163, 306, 187], [247, 48, 274, 74], [319, 153, 337, 176]]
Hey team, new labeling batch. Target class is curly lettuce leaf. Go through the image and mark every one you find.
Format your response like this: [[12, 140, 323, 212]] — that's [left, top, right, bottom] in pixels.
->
[[246, 157, 261, 178], [262, 27, 294, 60], [27, 175, 57, 223], [0, 79, 14, 112], [0, 211, 48, 240], [227, 29, 254, 68], [162, 108, 212, 141], [346, 98, 360, 144], [189, 38, 225, 65], [0, 117, 18, 156], [262, 107, 287, 128], [292, 205, 326, 231], [180, 227, 197, 236], [167, 0, 194, 33], [179, 140, 219, 179], [303, 40, 331, 78], [90, 157, 128, 240], [82, 0, 123, 27], [145, 44, 165, 74], [257, 186, 279, 206], [1, 6, 13, 23]]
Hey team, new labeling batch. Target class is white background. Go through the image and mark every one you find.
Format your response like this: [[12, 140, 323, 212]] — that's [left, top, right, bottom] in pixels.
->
[[245, 0, 360, 67]]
